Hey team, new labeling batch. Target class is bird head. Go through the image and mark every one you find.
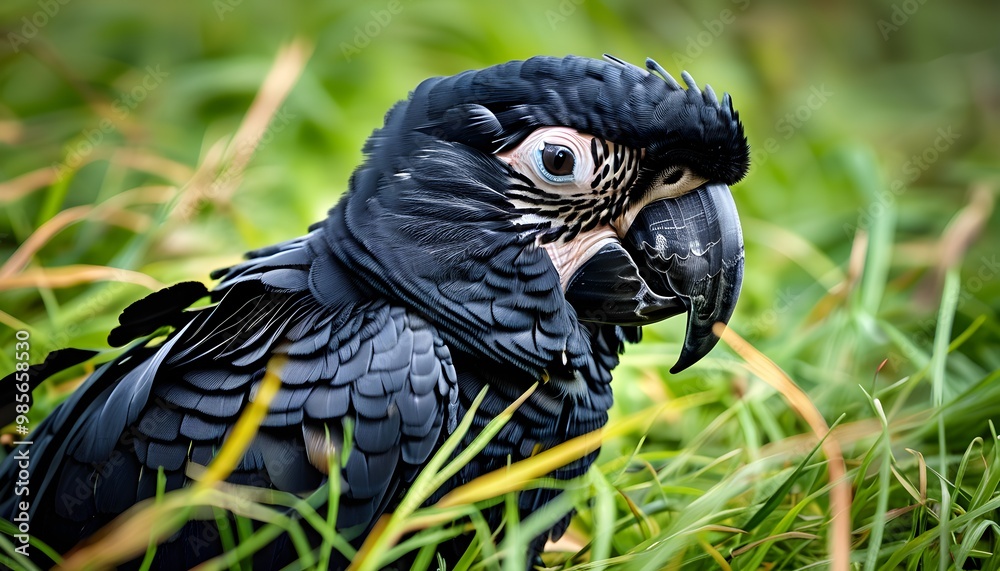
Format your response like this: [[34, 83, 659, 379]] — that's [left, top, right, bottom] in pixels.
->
[[324, 54, 749, 375]]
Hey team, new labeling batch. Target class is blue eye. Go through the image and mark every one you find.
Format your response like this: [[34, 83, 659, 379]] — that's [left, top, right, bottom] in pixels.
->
[[535, 143, 576, 183]]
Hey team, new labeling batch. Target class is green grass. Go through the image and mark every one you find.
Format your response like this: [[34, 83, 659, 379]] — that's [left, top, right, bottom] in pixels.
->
[[1, 0, 999, 569]]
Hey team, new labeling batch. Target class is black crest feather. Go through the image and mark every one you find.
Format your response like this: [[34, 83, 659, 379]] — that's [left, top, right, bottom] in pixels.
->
[[381, 55, 749, 185]]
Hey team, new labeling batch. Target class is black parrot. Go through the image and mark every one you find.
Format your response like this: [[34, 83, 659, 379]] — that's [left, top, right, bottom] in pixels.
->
[[0, 54, 748, 569]]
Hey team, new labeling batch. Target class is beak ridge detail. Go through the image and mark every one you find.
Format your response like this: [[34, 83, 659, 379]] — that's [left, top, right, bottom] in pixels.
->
[[624, 182, 744, 373], [565, 182, 744, 373]]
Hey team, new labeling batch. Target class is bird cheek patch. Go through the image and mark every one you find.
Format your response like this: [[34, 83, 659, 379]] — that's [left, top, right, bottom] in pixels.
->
[[613, 169, 708, 237], [540, 226, 619, 291], [588, 138, 643, 196]]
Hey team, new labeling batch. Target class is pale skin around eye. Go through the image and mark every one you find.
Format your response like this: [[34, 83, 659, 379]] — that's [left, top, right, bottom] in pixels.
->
[[494, 126, 707, 291]]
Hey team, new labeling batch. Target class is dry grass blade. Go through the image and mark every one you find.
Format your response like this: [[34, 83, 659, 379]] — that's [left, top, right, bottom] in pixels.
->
[[55, 356, 285, 569], [697, 536, 732, 570], [714, 323, 851, 571], [0, 265, 164, 291], [0, 167, 61, 204], [195, 354, 284, 488], [759, 412, 925, 459], [809, 229, 868, 324], [349, 385, 535, 571], [0, 182, 172, 280], [749, 220, 845, 291], [0, 205, 152, 279], [111, 148, 195, 185], [435, 393, 711, 509], [729, 531, 820, 557], [176, 39, 313, 217], [917, 184, 994, 306], [56, 492, 192, 570], [0, 309, 33, 333], [0, 118, 23, 145], [905, 448, 928, 502], [99, 185, 179, 209], [223, 40, 312, 192]]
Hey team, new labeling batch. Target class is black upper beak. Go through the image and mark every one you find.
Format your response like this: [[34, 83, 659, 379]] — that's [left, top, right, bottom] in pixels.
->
[[565, 182, 744, 373]]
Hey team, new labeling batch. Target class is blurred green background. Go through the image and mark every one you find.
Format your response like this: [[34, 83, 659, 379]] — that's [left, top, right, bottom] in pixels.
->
[[2, 0, 997, 416], [1, 0, 999, 568]]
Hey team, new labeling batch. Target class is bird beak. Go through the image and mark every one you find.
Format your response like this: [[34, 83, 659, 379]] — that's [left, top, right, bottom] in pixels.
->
[[565, 182, 744, 373]]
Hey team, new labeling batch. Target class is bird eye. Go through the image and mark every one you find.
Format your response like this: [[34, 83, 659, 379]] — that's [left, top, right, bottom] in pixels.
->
[[662, 168, 684, 185], [536, 143, 576, 182]]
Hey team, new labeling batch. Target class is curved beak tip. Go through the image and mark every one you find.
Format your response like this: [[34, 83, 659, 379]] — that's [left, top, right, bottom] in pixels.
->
[[670, 320, 725, 374], [563, 182, 744, 373], [626, 182, 744, 373]]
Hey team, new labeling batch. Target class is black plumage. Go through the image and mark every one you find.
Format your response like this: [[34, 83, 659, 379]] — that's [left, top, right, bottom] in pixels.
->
[[0, 54, 749, 569]]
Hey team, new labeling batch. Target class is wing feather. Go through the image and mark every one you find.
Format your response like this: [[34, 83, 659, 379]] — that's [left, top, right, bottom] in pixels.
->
[[1, 235, 459, 565]]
